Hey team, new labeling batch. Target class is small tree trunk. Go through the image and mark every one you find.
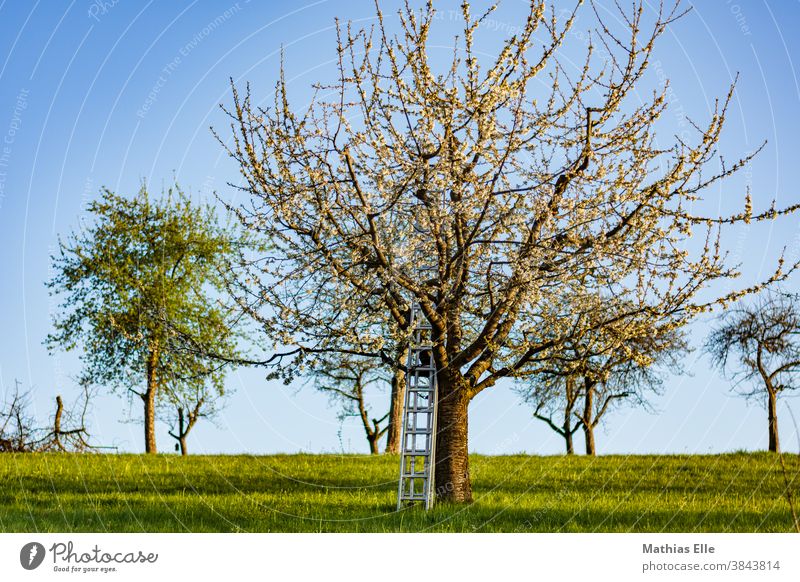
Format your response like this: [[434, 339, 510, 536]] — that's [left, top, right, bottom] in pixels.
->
[[178, 408, 187, 456], [143, 389, 157, 454], [584, 424, 596, 456], [368, 434, 380, 455], [144, 347, 159, 454], [433, 369, 472, 503], [768, 389, 780, 453], [354, 382, 383, 455], [53, 395, 64, 450], [583, 384, 596, 456], [564, 393, 575, 455], [384, 348, 407, 454], [565, 428, 574, 455]]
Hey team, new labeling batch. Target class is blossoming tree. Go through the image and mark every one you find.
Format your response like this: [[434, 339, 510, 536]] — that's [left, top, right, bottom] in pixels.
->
[[222, 1, 798, 502]]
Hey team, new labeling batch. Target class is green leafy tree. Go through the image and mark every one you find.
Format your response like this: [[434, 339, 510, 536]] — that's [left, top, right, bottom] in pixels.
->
[[46, 185, 245, 454]]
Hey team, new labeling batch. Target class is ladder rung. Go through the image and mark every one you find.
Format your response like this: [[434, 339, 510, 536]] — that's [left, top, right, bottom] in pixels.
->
[[400, 490, 429, 497]]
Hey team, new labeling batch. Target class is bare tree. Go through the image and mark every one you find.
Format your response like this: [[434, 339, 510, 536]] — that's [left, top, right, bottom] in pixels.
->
[[574, 333, 684, 456], [312, 354, 390, 455], [222, 0, 799, 502], [164, 383, 220, 456], [1, 381, 96, 453], [526, 374, 583, 455], [571, 304, 686, 456], [36, 385, 96, 452], [0, 381, 36, 452], [706, 292, 800, 453]]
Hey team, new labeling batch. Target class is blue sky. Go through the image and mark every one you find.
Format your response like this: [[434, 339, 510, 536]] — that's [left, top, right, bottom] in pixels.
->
[[1, 0, 800, 455]]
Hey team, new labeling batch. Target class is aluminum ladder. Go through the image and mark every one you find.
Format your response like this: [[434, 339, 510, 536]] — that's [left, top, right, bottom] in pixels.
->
[[397, 283, 438, 509]]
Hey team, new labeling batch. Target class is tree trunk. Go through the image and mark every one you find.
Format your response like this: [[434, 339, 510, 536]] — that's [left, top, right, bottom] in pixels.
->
[[355, 384, 383, 456], [564, 393, 575, 455], [565, 428, 574, 455], [433, 370, 472, 503], [384, 348, 407, 454], [584, 424, 596, 456], [368, 434, 380, 455], [768, 389, 780, 453], [178, 408, 187, 456], [143, 389, 157, 454], [144, 347, 159, 454], [583, 384, 596, 456], [53, 395, 64, 450]]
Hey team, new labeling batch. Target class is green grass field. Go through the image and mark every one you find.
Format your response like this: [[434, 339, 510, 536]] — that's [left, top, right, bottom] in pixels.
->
[[1, 452, 798, 532]]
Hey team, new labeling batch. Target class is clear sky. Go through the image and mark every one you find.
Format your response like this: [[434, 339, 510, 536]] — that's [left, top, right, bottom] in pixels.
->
[[1, 0, 800, 456]]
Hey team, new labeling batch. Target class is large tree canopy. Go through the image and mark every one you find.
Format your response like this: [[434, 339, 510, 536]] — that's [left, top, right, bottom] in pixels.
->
[[46, 185, 246, 454], [223, 0, 799, 501]]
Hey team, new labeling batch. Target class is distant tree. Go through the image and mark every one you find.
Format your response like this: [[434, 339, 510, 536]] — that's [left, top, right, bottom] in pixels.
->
[[0, 381, 35, 452], [165, 381, 223, 456], [37, 385, 97, 452], [1, 380, 96, 453], [706, 292, 800, 453], [521, 297, 686, 455], [46, 185, 246, 454], [571, 301, 686, 456], [525, 374, 582, 455], [573, 328, 685, 456], [311, 353, 390, 455]]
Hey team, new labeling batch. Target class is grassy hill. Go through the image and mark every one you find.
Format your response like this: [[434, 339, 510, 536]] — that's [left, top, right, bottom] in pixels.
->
[[1, 452, 798, 532]]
